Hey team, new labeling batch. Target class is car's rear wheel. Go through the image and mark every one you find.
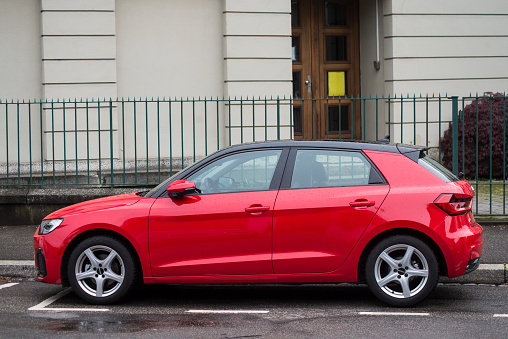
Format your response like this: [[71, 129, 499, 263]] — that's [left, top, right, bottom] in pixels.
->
[[67, 236, 137, 304], [365, 235, 438, 307]]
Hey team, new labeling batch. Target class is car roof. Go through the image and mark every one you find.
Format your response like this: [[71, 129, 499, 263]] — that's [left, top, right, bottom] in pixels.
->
[[218, 139, 424, 155]]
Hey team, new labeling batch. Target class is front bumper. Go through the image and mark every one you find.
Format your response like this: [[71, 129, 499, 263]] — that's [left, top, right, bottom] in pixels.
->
[[33, 227, 65, 284], [35, 249, 47, 278]]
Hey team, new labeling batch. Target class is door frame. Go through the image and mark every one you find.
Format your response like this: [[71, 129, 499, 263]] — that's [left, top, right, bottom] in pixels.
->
[[292, 0, 361, 140]]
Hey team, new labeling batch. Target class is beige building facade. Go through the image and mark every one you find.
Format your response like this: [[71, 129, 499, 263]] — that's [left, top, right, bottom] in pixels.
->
[[1, 0, 508, 167]]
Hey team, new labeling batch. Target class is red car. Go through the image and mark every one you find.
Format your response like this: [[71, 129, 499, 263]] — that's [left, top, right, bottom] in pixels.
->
[[34, 140, 483, 307]]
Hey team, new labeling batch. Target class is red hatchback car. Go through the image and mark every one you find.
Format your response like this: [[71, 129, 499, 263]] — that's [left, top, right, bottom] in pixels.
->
[[34, 140, 483, 307]]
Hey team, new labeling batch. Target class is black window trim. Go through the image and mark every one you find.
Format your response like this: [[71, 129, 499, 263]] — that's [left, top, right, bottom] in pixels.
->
[[279, 147, 388, 190]]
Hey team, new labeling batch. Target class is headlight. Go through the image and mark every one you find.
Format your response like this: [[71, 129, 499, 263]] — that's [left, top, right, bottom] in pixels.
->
[[39, 219, 64, 235]]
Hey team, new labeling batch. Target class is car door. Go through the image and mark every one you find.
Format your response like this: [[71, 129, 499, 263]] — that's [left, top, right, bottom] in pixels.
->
[[149, 148, 288, 277], [272, 148, 389, 274]]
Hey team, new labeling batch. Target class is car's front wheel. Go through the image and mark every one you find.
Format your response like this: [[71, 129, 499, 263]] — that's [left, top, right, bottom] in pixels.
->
[[365, 235, 439, 307], [67, 236, 138, 304]]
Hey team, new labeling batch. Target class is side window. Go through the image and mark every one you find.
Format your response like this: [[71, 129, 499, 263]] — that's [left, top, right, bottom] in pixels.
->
[[290, 149, 372, 188], [187, 150, 282, 194]]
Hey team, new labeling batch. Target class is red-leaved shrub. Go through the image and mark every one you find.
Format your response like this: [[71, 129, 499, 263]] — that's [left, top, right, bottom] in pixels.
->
[[441, 93, 508, 179]]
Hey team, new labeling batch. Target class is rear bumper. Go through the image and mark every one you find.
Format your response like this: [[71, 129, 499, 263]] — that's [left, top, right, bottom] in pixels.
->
[[446, 221, 484, 278], [464, 257, 481, 274]]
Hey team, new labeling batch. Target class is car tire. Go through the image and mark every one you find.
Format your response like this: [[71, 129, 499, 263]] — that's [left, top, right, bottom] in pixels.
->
[[67, 235, 138, 304], [365, 235, 439, 307]]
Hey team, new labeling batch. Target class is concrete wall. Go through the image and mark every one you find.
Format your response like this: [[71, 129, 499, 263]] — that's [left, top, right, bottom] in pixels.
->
[[223, 0, 293, 143], [41, 0, 118, 100], [0, 0, 293, 170], [116, 0, 224, 99], [115, 0, 225, 160], [0, 0, 42, 100], [0, 0, 42, 164], [384, 0, 508, 95], [382, 0, 508, 147], [5, 0, 508, 167], [39, 0, 118, 161], [359, 0, 387, 142]]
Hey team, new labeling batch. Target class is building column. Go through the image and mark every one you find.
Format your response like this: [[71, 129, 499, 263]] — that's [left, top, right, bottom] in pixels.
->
[[40, 0, 118, 162], [222, 0, 293, 143]]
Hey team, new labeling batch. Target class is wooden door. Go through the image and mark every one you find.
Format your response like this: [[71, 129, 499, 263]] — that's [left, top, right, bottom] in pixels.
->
[[292, 0, 361, 139]]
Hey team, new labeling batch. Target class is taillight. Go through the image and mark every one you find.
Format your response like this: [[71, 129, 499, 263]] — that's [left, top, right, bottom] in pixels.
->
[[434, 194, 473, 215]]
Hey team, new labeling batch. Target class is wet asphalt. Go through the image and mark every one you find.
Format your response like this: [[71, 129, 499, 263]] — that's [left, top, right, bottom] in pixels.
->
[[0, 278, 507, 338], [0, 225, 507, 337]]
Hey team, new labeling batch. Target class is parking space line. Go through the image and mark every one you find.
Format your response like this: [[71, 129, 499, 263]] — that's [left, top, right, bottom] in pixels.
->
[[0, 283, 19, 290], [37, 308, 109, 312], [28, 288, 109, 312], [359, 312, 430, 316], [28, 288, 72, 310], [187, 310, 269, 314], [494, 314, 508, 318]]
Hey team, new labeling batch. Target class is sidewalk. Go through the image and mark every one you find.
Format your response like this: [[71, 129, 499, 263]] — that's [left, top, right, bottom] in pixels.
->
[[0, 224, 506, 284]]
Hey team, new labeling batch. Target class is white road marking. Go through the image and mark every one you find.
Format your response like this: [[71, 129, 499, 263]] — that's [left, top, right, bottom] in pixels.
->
[[28, 288, 72, 310], [359, 312, 430, 316], [0, 283, 19, 290], [478, 264, 505, 270], [28, 288, 109, 312], [0, 260, 33, 266], [494, 314, 508, 318], [36, 308, 109, 312], [187, 310, 269, 314]]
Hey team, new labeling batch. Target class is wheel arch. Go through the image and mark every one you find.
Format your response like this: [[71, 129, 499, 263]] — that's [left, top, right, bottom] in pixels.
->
[[60, 228, 144, 287], [356, 228, 448, 283]]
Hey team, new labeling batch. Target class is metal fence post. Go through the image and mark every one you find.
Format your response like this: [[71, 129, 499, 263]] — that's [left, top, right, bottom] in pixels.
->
[[109, 99, 114, 187], [451, 96, 459, 175]]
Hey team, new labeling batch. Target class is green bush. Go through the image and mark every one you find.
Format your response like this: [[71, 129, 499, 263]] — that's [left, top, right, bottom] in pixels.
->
[[441, 93, 508, 179]]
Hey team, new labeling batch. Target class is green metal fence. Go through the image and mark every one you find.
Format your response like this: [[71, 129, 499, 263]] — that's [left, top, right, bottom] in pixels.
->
[[1, 94, 506, 215], [453, 93, 508, 216]]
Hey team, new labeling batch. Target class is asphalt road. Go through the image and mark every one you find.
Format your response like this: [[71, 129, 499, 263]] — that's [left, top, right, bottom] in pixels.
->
[[0, 278, 507, 338]]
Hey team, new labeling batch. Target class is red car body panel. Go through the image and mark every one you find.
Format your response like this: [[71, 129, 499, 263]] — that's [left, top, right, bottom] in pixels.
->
[[272, 185, 389, 273], [148, 191, 277, 276], [34, 143, 483, 287], [353, 151, 484, 278], [34, 193, 155, 283]]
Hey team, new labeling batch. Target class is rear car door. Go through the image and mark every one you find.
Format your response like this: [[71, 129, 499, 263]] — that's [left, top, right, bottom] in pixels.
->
[[272, 148, 389, 274], [149, 148, 287, 276]]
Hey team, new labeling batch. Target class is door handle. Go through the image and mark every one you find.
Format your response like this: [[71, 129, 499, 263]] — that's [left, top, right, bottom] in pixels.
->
[[305, 75, 312, 94], [245, 205, 270, 213], [349, 199, 375, 208]]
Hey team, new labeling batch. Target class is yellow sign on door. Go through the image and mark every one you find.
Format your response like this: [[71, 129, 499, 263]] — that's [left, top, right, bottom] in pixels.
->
[[328, 71, 345, 97]]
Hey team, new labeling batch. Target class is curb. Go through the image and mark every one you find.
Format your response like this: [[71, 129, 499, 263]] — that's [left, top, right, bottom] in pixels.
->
[[1, 261, 506, 284], [0, 260, 37, 278]]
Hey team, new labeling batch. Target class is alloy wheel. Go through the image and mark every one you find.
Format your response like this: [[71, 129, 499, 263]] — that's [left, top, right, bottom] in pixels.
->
[[374, 244, 429, 299], [74, 245, 125, 298]]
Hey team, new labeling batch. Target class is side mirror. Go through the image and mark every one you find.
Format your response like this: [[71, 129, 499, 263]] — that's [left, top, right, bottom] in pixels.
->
[[167, 180, 200, 198]]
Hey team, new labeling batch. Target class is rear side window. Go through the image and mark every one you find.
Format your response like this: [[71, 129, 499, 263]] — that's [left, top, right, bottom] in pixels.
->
[[418, 156, 459, 182], [290, 149, 375, 188]]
